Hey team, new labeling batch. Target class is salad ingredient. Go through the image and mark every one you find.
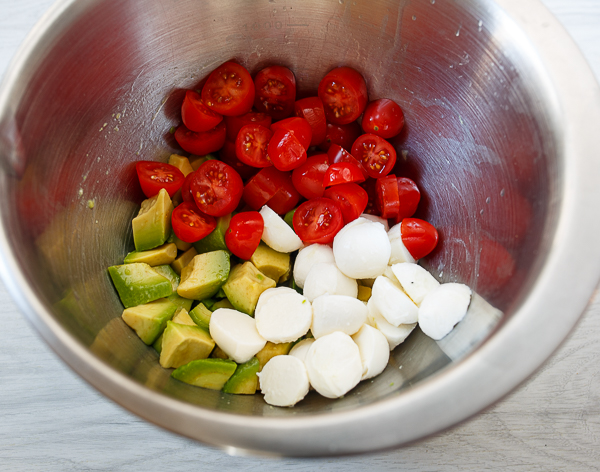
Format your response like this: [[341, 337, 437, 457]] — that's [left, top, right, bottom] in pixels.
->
[[391, 262, 440, 306], [223, 357, 261, 394], [121, 298, 178, 345], [225, 111, 272, 141], [176, 250, 230, 300], [188, 302, 213, 330], [224, 211, 264, 260], [255, 290, 312, 343], [323, 162, 365, 187], [181, 90, 223, 132], [401, 218, 439, 260], [235, 124, 273, 167], [361, 98, 405, 139], [294, 97, 327, 146], [255, 342, 293, 371], [371, 275, 419, 326], [259, 205, 303, 253], [289, 338, 315, 363], [318, 121, 362, 152], [302, 261, 358, 301], [136, 161, 185, 198], [310, 294, 367, 338], [268, 128, 307, 171], [159, 320, 215, 368], [194, 213, 232, 254], [132, 188, 173, 251], [323, 183, 369, 224], [191, 160, 244, 217], [351, 133, 397, 179], [249, 243, 290, 283], [388, 223, 417, 264], [208, 308, 267, 363], [108, 263, 173, 308], [221, 262, 276, 316], [291, 153, 330, 200], [318, 66, 368, 125], [258, 355, 310, 407], [202, 62, 255, 116], [394, 177, 421, 223], [418, 283, 472, 340], [174, 121, 227, 155], [123, 242, 178, 266], [171, 358, 238, 390], [292, 197, 344, 245], [171, 246, 198, 275], [327, 144, 368, 178], [351, 324, 390, 380], [375, 174, 400, 219], [292, 244, 335, 289], [253, 65, 296, 120], [367, 298, 417, 350], [171, 307, 196, 326], [171, 201, 217, 243], [168, 154, 195, 177], [271, 117, 313, 151]]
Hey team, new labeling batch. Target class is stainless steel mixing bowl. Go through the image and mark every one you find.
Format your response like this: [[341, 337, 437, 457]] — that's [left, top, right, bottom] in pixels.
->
[[1, 0, 599, 456]]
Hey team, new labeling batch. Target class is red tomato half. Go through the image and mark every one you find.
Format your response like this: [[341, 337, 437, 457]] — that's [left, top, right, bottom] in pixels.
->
[[293, 197, 345, 245], [401, 218, 439, 260], [225, 211, 264, 260], [318, 121, 362, 152], [202, 62, 255, 116], [219, 139, 258, 181], [324, 183, 368, 224], [225, 112, 272, 142], [136, 161, 185, 198], [254, 65, 297, 120], [180, 171, 195, 203], [291, 153, 330, 199], [317, 67, 368, 125], [391, 177, 421, 224], [327, 144, 368, 179], [323, 162, 365, 187], [172, 201, 217, 243], [351, 134, 397, 179], [235, 124, 273, 168], [266, 181, 300, 215], [174, 121, 227, 156], [268, 128, 307, 171], [181, 90, 223, 132], [375, 174, 400, 219], [271, 117, 312, 151], [361, 98, 405, 139], [295, 97, 327, 146], [243, 166, 293, 210], [190, 160, 244, 217]]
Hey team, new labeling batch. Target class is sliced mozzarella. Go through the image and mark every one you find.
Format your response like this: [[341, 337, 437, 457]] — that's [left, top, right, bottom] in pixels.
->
[[333, 217, 391, 279], [209, 308, 267, 363], [418, 283, 472, 340], [293, 244, 335, 289], [388, 223, 416, 264], [382, 265, 401, 287], [304, 331, 363, 398], [255, 291, 312, 343], [371, 276, 418, 326], [360, 213, 389, 231], [289, 338, 315, 364], [352, 324, 390, 380], [391, 262, 440, 306], [255, 286, 298, 315], [258, 355, 310, 407], [303, 262, 358, 302], [367, 299, 417, 350], [260, 206, 303, 253], [311, 294, 368, 338]]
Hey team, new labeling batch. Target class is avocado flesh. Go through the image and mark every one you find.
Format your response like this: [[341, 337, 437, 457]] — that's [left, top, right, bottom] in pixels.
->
[[210, 345, 230, 359], [188, 303, 212, 330], [193, 213, 232, 255], [250, 243, 290, 282], [108, 262, 173, 308], [255, 341, 293, 371], [124, 243, 178, 266], [121, 298, 177, 345], [212, 298, 235, 310], [159, 321, 215, 369], [171, 246, 198, 276], [222, 262, 276, 316], [357, 285, 372, 302], [171, 308, 196, 326], [223, 357, 260, 394], [167, 232, 192, 252], [177, 250, 230, 300], [168, 153, 194, 176], [172, 358, 237, 390], [132, 188, 173, 251], [152, 265, 192, 310]]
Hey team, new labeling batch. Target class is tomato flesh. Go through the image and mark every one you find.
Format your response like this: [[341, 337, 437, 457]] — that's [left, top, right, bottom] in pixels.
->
[[271, 117, 312, 151], [181, 90, 223, 132], [202, 62, 255, 116], [327, 144, 368, 179], [324, 183, 368, 224], [174, 121, 226, 156], [190, 160, 244, 217], [254, 65, 296, 120], [172, 201, 217, 243], [361, 98, 405, 139], [268, 128, 307, 171], [225, 211, 264, 260], [243, 166, 293, 210], [318, 66, 368, 125], [235, 124, 273, 168], [295, 97, 327, 146], [136, 161, 185, 198], [401, 218, 439, 260], [351, 134, 397, 179], [293, 197, 345, 245], [225, 112, 272, 142], [291, 153, 330, 199], [219, 139, 258, 181], [323, 162, 366, 187], [391, 177, 421, 224], [375, 174, 400, 219], [318, 121, 362, 152]]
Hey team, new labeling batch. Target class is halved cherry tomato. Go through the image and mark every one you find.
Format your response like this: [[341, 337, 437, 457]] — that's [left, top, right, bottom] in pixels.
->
[[235, 124, 273, 168], [361, 178, 379, 215], [361, 98, 405, 139], [327, 144, 368, 179], [401, 218, 439, 260], [202, 62, 255, 116], [295, 97, 327, 146], [254, 65, 296, 120], [225, 112, 272, 142], [174, 121, 227, 155], [243, 166, 293, 210], [375, 174, 400, 219], [293, 197, 344, 244], [268, 128, 307, 171], [271, 117, 312, 151], [225, 211, 264, 260], [180, 171, 195, 204], [318, 66, 368, 125], [291, 153, 330, 199], [318, 121, 362, 152], [324, 183, 368, 224], [136, 161, 185, 198], [266, 182, 300, 215], [351, 134, 397, 179], [391, 177, 420, 224], [219, 139, 258, 181], [323, 162, 365, 187], [181, 90, 223, 132], [190, 160, 244, 217], [172, 201, 217, 243]]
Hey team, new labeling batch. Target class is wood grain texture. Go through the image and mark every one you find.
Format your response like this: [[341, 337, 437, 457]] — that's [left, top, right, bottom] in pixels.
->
[[1, 0, 599, 470]]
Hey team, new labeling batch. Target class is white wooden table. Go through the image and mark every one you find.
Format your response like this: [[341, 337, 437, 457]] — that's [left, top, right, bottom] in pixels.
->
[[1, 1, 599, 470]]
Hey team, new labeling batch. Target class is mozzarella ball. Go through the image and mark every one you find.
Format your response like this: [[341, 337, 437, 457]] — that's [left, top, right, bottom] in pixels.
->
[[367, 299, 417, 350], [333, 217, 391, 279], [260, 205, 303, 253], [352, 324, 390, 380], [391, 262, 440, 306], [304, 331, 363, 398], [258, 355, 310, 407], [255, 287, 298, 315], [371, 276, 419, 326], [311, 294, 368, 338], [303, 262, 358, 302], [388, 223, 416, 264], [360, 213, 390, 231], [289, 338, 315, 364], [209, 308, 267, 363], [293, 244, 335, 289], [419, 283, 472, 340], [255, 291, 312, 343]]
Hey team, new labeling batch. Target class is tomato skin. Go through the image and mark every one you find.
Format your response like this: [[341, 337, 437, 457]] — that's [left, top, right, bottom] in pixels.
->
[[323, 183, 368, 224], [266, 181, 300, 215], [291, 153, 330, 199], [219, 139, 258, 181], [174, 121, 227, 156], [361, 178, 379, 215], [243, 166, 293, 210], [293, 197, 345, 245], [318, 121, 362, 152], [327, 144, 368, 179], [190, 160, 244, 217], [225, 112, 272, 142], [136, 161, 185, 198], [254, 65, 297, 120], [271, 117, 312, 151], [294, 97, 327, 146], [171, 201, 217, 243], [235, 124, 273, 168], [181, 90, 223, 132], [318, 66, 368, 125], [268, 128, 307, 171], [180, 171, 196, 204], [361, 99, 405, 139], [323, 162, 366, 187], [391, 177, 420, 224], [375, 174, 400, 219], [202, 62, 255, 116], [225, 211, 264, 260], [401, 218, 439, 260], [351, 133, 397, 179]]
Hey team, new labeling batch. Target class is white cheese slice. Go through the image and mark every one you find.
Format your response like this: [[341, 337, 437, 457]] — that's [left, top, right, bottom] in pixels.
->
[[289, 338, 315, 364], [303, 262, 358, 301], [367, 299, 417, 350], [293, 244, 335, 289], [371, 276, 419, 326], [255, 291, 312, 343], [258, 355, 310, 407], [311, 294, 367, 338], [360, 213, 389, 231], [352, 324, 390, 380], [388, 223, 416, 264], [418, 283, 472, 340], [260, 205, 303, 253], [209, 308, 267, 363], [391, 262, 440, 306]]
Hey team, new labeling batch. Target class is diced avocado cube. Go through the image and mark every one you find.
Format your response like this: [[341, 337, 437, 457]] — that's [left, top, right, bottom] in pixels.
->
[[279, 266, 291, 284], [189, 153, 217, 171], [284, 208, 296, 228], [177, 251, 230, 300], [172, 358, 237, 390], [159, 321, 216, 369], [168, 153, 194, 176], [250, 243, 290, 282], [167, 294, 193, 312], [212, 299, 235, 310], [167, 232, 192, 252], [189, 303, 213, 330], [358, 285, 372, 302], [255, 341, 293, 371], [193, 214, 232, 254], [132, 188, 174, 251], [124, 243, 178, 266], [171, 307, 196, 326], [171, 246, 198, 276], [223, 357, 260, 394], [121, 298, 178, 345], [153, 333, 164, 354], [210, 345, 230, 360], [108, 263, 173, 308], [222, 262, 276, 316], [153, 264, 180, 291]]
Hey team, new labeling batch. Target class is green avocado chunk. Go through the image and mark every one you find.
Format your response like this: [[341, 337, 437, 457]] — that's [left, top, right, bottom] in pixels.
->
[[188, 302, 213, 330], [159, 321, 216, 369], [223, 357, 260, 394], [193, 213, 232, 254], [124, 243, 177, 266], [177, 250, 230, 300], [108, 262, 173, 308], [250, 243, 290, 283], [132, 188, 174, 251], [222, 262, 276, 316], [121, 298, 177, 345], [172, 358, 237, 390]]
